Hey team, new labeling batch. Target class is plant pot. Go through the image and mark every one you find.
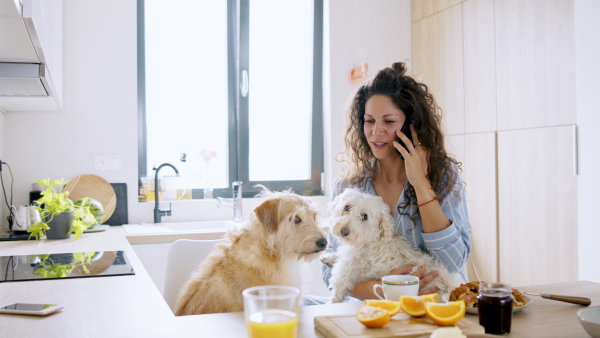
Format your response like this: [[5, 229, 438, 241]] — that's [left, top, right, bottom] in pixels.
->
[[44, 211, 74, 240], [48, 253, 75, 265]]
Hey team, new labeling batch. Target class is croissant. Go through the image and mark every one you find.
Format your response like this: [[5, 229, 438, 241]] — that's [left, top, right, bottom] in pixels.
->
[[449, 281, 526, 308], [512, 288, 526, 307]]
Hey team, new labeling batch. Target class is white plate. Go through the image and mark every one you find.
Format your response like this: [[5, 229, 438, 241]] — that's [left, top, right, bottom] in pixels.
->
[[83, 224, 110, 233], [465, 295, 532, 315]]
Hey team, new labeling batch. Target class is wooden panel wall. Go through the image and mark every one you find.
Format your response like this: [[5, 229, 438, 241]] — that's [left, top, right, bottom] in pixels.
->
[[495, 0, 576, 130], [412, 0, 463, 21], [412, 0, 577, 286], [463, 0, 496, 133], [413, 4, 464, 136], [465, 132, 497, 282], [498, 126, 577, 286]]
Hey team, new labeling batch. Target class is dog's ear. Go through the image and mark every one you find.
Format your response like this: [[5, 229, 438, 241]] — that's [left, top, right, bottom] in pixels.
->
[[376, 197, 394, 242], [378, 216, 394, 242], [254, 198, 281, 233]]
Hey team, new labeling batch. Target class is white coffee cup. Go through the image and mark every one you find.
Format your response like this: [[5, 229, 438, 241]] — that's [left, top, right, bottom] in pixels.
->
[[373, 275, 420, 301]]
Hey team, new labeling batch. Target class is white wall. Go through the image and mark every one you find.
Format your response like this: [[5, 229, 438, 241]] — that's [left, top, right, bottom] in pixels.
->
[[325, 0, 412, 193], [575, 0, 600, 283], [2, 1, 140, 231], [0, 0, 412, 232]]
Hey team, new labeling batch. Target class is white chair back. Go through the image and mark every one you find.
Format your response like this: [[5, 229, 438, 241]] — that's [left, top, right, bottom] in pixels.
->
[[163, 239, 224, 312]]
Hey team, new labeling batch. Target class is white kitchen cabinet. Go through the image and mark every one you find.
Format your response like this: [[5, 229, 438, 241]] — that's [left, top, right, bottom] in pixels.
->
[[498, 126, 578, 286], [131, 243, 172, 295], [495, 0, 575, 131], [412, 0, 462, 22], [463, 0, 496, 134], [132, 242, 331, 298], [0, 0, 63, 112], [412, 3, 464, 136], [465, 132, 497, 283], [412, 0, 577, 285]]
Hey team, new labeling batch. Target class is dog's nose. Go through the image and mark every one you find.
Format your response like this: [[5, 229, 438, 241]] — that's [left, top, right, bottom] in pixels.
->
[[316, 238, 327, 250], [340, 227, 350, 237]]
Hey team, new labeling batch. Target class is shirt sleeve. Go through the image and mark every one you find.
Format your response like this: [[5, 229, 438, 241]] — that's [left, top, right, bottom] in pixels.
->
[[321, 231, 339, 290], [421, 169, 472, 277]]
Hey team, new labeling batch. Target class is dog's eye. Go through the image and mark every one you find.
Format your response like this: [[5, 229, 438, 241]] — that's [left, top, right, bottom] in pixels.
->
[[361, 214, 368, 221], [294, 216, 302, 224], [344, 205, 352, 211]]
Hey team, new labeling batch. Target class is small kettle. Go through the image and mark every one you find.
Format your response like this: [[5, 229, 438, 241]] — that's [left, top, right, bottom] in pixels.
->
[[10, 205, 42, 232]]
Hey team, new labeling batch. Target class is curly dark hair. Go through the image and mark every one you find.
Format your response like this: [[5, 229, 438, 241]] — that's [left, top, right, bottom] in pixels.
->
[[338, 61, 462, 218]]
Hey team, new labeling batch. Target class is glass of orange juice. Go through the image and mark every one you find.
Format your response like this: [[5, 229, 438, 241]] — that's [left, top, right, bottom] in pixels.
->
[[243, 285, 300, 338]]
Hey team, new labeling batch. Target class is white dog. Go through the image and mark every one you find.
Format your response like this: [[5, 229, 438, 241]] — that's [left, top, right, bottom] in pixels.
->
[[320, 188, 462, 303]]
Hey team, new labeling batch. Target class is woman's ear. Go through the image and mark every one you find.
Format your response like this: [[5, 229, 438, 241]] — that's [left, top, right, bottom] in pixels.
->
[[254, 198, 281, 233]]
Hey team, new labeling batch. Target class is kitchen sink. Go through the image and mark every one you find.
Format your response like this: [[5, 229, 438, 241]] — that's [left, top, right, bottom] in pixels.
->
[[122, 220, 240, 235]]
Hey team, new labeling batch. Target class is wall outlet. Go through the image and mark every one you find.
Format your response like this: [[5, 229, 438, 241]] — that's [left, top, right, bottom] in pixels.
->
[[94, 156, 122, 170]]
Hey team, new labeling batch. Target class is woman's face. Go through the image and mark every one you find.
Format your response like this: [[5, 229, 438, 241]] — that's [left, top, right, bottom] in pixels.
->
[[363, 94, 407, 160]]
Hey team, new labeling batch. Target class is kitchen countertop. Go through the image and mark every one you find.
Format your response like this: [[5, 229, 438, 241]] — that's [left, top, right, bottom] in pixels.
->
[[1, 226, 598, 337], [0, 226, 173, 337]]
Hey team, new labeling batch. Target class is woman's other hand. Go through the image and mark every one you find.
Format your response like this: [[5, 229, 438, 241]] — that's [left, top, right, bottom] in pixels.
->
[[389, 265, 440, 295]]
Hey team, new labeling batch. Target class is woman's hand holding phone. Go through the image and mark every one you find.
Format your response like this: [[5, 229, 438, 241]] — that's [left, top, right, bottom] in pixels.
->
[[394, 124, 430, 190]]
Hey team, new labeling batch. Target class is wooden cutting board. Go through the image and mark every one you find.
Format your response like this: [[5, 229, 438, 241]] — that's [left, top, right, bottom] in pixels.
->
[[315, 313, 484, 338], [64, 175, 116, 223]]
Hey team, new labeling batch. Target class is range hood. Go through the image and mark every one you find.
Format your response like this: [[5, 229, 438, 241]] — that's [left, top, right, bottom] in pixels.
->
[[0, 0, 62, 112], [0, 62, 49, 96]]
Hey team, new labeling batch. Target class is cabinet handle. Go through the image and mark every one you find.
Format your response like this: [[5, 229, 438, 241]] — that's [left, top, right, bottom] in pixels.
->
[[573, 124, 578, 176], [241, 70, 249, 97]]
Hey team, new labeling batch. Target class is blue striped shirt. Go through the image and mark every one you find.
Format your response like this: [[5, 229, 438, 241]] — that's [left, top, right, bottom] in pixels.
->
[[322, 163, 472, 288]]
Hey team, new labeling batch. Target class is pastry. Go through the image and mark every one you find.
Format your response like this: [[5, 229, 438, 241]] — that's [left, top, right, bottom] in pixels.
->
[[449, 281, 526, 308]]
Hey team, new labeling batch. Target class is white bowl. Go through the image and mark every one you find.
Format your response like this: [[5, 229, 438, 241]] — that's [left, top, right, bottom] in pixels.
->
[[578, 306, 600, 338]]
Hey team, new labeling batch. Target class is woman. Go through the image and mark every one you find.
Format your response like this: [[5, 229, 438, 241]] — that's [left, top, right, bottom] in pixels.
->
[[323, 62, 472, 300]]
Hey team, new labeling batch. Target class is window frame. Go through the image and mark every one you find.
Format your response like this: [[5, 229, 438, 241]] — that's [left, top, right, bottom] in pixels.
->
[[137, 0, 324, 199]]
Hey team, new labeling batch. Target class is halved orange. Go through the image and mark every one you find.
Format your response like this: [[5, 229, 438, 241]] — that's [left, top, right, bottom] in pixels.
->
[[356, 305, 391, 328], [399, 294, 439, 317], [364, 299, 401, 317], [425, 301, 466, 326]]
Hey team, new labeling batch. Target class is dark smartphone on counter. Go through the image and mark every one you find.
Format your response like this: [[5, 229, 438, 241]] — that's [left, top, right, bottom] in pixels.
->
[[395, 119, 413, 159]]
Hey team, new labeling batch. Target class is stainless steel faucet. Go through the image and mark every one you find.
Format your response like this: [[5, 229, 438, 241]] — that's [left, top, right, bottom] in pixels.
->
[[153, 163, 179, 223], [217, 181, 243, 222], [232, 181, 242, 222]]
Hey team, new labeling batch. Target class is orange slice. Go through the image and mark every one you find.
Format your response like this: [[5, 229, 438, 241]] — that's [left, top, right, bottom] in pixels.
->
[[399, 294, 439, 317], [356, 305, 391, 328], [425, 301, 466, 326], [364, 299, 401, 317]]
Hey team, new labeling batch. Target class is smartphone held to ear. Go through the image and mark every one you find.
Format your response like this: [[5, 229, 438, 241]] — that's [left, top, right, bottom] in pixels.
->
[[0, 303, 65, 316], [395, 120, 413, 159]]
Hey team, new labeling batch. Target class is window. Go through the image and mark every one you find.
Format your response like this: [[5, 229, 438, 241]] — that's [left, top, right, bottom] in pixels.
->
[[138, 0, 324, 199]]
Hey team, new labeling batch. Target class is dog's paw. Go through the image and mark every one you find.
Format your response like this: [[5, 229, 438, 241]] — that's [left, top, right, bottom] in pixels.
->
[[320, 253, 337, 267], [330, 291, 347, 304]]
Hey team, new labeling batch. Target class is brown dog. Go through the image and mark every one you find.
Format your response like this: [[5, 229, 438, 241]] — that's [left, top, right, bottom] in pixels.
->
[[174, 189, 328, 316]]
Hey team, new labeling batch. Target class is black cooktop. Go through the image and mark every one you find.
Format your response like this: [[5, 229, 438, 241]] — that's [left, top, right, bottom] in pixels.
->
[[0, 251, 135, 283]]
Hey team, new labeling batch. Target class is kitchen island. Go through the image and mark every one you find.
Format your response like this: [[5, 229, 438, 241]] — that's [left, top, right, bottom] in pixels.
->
[[0, 226, 598, 337]]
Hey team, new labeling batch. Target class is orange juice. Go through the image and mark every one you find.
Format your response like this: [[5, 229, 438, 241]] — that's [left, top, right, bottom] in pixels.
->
[[247, 309, 298, 338]]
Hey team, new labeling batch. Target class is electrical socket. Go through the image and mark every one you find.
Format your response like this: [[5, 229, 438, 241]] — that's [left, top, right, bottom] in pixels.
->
[[94, 156, 122, 170]]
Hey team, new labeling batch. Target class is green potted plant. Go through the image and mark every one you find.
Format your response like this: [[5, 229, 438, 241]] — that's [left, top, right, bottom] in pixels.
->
[[27, 178, 98, 240]]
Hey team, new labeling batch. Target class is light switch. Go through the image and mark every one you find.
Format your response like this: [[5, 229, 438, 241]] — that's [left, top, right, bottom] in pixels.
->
[[94, 156, 122, 170]]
